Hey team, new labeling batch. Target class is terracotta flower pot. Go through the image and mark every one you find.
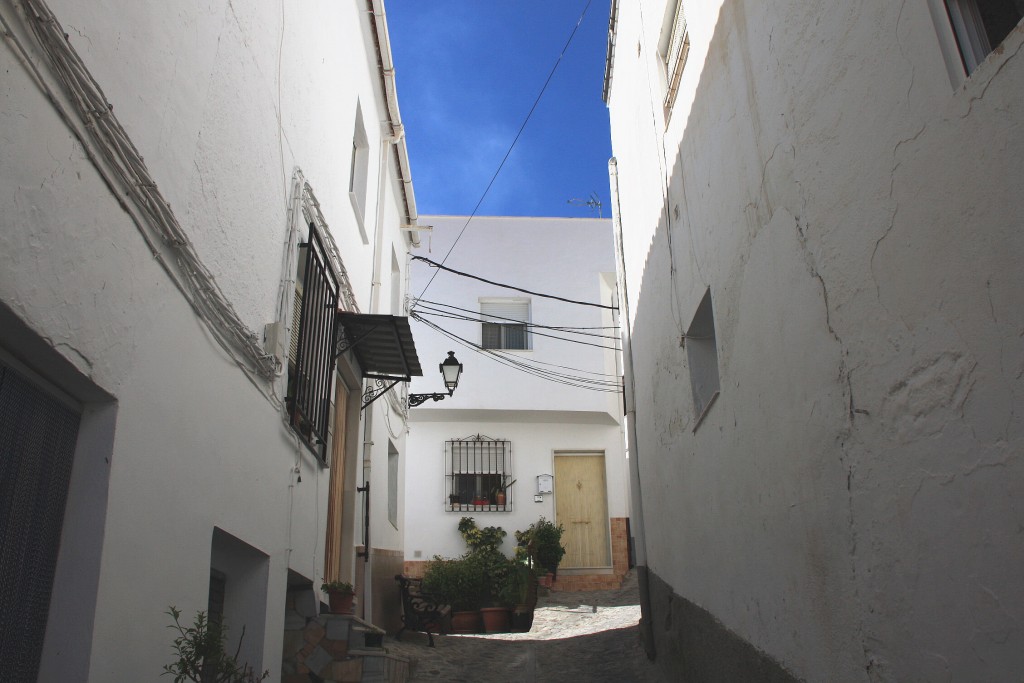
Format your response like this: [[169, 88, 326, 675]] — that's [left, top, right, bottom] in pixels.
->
[[328, 590, 354, 614], [480, 607, 510, 633], [451, 610, 482, 634], [495, 491, 507, 506]]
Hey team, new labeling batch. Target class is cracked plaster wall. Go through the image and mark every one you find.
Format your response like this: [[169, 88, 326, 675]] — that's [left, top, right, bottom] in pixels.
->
[[0, 1, 412, 679], [608, 1, 1024, 681]]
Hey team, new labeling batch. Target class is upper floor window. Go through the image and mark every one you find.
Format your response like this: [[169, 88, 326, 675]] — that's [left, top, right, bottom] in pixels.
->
[[945, 0, 1023, 73], [445, 434, 513, 512], [288, 220, 339, 462], [349, 103, 370, 243], [480, 298, 530, 350], [660, 0, 690, 120]]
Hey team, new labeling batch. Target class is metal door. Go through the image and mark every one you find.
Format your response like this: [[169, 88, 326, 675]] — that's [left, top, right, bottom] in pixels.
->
[[0, 359, 81, 681]]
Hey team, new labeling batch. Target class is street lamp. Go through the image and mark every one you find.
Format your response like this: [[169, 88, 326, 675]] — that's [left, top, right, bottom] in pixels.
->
[[409, 351, 463, 407]]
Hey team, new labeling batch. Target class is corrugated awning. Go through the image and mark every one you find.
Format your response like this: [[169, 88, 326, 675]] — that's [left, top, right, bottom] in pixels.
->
[[336, 313, 423, 380]]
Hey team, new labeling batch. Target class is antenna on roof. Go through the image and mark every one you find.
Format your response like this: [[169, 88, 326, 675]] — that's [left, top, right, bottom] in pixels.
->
[[567, 192, 603, 218]]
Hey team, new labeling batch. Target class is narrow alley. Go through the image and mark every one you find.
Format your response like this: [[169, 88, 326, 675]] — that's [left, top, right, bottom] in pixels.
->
[[385, 572, 670, 682]]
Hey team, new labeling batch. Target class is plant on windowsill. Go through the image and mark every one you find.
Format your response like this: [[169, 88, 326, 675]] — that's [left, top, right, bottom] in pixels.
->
[[321, 580, 355, 614], [490, 476, 517, 507]]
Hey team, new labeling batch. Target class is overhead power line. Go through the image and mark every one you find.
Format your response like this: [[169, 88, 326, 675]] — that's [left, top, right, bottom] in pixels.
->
[[414, 299, 620, 339], [415, 0, 597, 301], [412, 313, 622, 392], [411, 256, 617, 310]]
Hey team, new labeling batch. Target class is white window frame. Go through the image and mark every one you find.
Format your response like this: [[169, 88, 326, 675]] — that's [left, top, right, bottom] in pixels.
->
[[480, 298, 531, 351], [943, 0, 1024, 75], [348, 103, 370, 244], [445, 434, 513, 512], [659, 0, 690, 121]]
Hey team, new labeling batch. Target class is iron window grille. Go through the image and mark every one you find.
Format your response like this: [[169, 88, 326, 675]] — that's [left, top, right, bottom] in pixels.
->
[[445, 434, 512, 512], [288, 222, 339, 462]]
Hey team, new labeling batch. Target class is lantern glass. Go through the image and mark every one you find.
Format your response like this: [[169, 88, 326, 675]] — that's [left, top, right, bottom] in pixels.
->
[[440, 351, 462, 395]]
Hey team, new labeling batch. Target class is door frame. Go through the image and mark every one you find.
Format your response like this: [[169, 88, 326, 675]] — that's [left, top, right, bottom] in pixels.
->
[[552, 450, 613, 571]]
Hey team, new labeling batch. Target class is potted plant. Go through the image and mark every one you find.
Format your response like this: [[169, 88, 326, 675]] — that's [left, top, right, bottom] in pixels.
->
[[321, 580, 354, 614], [490, 476, 517, 507], [499, 561, 534, 632], [422, 556, 486, 633], [517, 517, 566, 584]]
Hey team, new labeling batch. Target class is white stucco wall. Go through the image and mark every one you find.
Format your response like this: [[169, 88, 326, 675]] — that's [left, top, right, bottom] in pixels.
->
[[0, 1, 415, 679], [607, 1, 1024, 681], [404, 215, 629, 562]]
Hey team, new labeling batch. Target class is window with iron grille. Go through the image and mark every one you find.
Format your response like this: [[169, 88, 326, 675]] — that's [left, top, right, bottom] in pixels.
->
[[287, 222, 339, 462], [480, 299, 530, 350], [446, 435, 513, 512]]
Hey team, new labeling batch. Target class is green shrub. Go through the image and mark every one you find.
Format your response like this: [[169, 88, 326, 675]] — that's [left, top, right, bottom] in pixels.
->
[[516, 517, 566, 575], [162, 607, 268, 683], [422, 555, 487, 612]]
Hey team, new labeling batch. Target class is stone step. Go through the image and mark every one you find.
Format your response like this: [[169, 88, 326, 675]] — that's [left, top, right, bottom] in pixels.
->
[[283, 611, 402, 683]]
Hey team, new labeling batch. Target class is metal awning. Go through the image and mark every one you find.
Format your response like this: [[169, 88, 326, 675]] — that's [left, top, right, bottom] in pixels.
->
[[335, 313, 423, 381]]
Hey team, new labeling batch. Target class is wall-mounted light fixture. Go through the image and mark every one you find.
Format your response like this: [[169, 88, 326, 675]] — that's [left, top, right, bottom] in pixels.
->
[[409, 351, 463, 407]]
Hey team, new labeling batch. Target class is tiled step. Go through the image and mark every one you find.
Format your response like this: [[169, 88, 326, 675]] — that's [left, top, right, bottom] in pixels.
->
[[282, 610, 408, 683]]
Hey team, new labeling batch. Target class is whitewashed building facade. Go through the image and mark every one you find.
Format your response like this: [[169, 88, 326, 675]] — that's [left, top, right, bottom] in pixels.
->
[[0, 0, 423, 679], [404, 215, 632, 591], [605, 1, 1024, 681]]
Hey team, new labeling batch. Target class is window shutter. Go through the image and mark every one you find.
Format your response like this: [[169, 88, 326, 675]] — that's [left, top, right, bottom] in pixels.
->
[[481, 323, 502, 349], [480, 300, 529, 323]]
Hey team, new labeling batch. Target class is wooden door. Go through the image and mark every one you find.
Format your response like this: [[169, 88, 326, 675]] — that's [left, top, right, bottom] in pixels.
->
[[323, 381, 349, 582], [554, 454, 611, 568]]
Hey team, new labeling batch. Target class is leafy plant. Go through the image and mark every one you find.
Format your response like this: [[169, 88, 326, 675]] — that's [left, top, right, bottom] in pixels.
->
[[320, 580, 353, 594], [458, 516, 507, 552], [496, 562, 532, 608], [422, 555, 488, 611], [162, 607, 268, 683], [516, 517, 566, 575]]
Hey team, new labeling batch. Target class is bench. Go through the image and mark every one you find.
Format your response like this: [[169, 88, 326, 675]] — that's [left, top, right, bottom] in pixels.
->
[[394, 574, 451, 647]]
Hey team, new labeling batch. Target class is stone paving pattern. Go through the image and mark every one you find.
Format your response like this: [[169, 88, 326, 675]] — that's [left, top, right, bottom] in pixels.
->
[[384, 571, 672, 682]]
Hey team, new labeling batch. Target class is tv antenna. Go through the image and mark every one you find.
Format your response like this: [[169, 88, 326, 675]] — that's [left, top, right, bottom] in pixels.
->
[[567, 192, 603, 218]]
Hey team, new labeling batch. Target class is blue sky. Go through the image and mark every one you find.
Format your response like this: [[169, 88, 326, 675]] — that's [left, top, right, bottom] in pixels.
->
[[385, 0, 613, 219]]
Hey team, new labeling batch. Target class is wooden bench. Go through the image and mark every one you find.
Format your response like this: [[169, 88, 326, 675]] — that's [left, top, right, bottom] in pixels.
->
[[394, 574, 451, 647]]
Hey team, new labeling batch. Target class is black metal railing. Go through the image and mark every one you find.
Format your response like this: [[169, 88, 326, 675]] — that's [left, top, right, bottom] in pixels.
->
[[290, 223, 339, 462], [445, 434, 512, 512]]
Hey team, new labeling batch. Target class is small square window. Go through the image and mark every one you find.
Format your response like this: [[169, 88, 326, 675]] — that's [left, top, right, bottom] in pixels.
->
[[445, 435, 513, 512], [686, 288, 720, 428], [480, 299, 530, 350]]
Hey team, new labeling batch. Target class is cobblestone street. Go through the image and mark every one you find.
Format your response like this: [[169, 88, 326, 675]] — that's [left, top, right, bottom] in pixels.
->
[[384, 572, 671, 682]]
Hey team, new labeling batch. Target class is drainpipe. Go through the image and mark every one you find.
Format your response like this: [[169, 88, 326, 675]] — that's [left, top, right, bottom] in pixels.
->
[[368, 0, 419, 247], [363, 0, 418, 626], [609, 157, 656, 659]]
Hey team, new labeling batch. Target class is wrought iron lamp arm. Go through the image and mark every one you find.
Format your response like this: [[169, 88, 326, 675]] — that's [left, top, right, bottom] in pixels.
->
[[408, 392, 450, 408]]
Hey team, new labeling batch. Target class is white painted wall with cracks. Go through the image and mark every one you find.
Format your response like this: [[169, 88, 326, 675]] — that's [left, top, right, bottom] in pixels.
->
[[607, 1, 1024, 681], [0, 0, 417, 679]]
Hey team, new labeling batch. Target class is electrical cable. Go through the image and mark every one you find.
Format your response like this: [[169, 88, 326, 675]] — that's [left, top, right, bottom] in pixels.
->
[[412, 301, 620, 341], [4, 0, 281, 385], [414, 0, 596, 302], [412, 255, 616, 310], [411, 312, 622, 391], [413, 309, 620, 351], [415, 299, 619, 332]]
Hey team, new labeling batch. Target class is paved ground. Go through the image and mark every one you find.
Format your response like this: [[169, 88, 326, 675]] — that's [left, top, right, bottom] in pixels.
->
[[384, 572, 671, 682]]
